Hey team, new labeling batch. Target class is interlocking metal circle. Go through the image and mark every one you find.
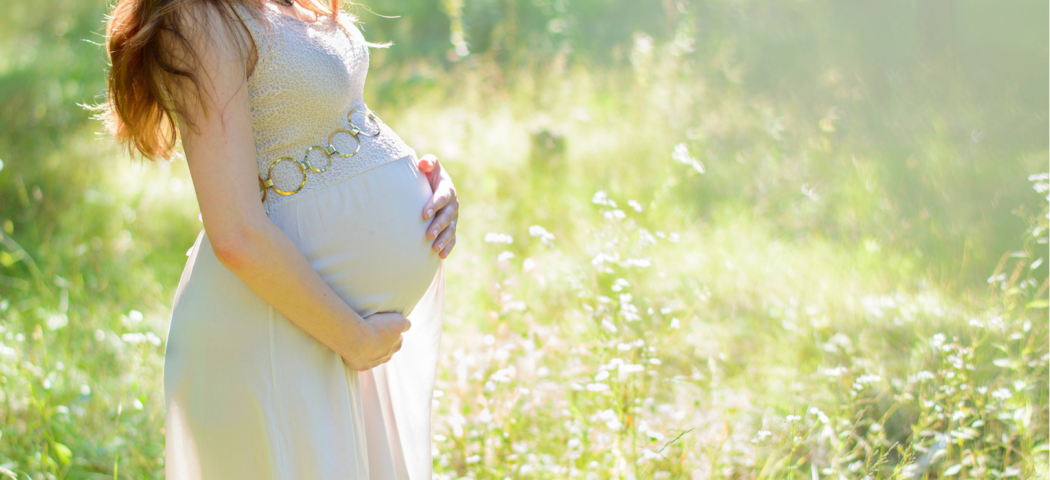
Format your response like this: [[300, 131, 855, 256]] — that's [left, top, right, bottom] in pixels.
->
[[263, 157, 306, 196], [348, 109, 381, 137], [259, 108, 382, 202], [303, 146, 333, 173], [329, 129, 361, 158]]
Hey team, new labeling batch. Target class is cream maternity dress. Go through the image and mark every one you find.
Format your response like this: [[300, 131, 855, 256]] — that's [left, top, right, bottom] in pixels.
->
[[163, 4, 443, 479]]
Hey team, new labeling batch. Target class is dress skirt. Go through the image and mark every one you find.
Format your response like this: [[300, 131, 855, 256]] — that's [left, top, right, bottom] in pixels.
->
[[163, 155, 444, 480]]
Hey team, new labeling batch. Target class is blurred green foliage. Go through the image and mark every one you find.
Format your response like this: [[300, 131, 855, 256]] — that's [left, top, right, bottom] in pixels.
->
[[0, 0, 1046, 477], [1, 0, 1046, 287]]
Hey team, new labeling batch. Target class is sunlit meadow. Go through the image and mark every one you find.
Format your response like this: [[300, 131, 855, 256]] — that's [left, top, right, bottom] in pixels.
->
[[0, 0, 1047, 478]]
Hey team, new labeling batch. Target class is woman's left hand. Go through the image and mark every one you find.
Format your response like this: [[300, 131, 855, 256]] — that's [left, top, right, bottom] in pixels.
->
[[418, 154, 458, 259]]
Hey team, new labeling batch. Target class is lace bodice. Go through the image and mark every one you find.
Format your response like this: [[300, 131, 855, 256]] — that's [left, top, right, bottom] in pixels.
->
[[231, 2, 418, 213]]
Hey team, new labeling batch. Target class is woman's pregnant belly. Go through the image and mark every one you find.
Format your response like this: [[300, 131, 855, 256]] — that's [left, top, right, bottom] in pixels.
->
[[267, 155, 441, 318]]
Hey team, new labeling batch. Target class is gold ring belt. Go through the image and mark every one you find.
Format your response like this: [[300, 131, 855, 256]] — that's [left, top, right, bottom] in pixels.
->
[[259, 109, 383, 203]]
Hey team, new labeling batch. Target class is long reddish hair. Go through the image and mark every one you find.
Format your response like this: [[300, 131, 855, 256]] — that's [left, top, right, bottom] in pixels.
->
[[100, 0, 351, 161]]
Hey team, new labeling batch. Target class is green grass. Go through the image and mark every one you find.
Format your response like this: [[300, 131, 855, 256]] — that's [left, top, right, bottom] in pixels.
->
[[0, 0, 1047, 478]]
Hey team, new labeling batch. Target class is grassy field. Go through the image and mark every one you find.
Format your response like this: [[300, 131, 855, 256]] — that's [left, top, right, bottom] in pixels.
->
[[0, 0, 1047, 478]]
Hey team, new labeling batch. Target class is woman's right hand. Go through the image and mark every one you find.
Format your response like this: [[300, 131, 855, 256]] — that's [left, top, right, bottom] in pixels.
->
[[342, 312, 412, 371]]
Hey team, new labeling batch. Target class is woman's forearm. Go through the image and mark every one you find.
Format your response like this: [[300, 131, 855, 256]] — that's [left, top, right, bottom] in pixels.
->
[[158, 3, 387, 367], [208, 212, 368, 361]]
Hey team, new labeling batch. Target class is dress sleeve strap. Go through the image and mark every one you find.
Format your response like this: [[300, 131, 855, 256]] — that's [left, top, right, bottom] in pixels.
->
[[229, 2, 276, 76]]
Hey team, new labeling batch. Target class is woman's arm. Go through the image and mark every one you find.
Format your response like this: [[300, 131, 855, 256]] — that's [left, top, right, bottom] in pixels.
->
[[169, 3, 406, 371]]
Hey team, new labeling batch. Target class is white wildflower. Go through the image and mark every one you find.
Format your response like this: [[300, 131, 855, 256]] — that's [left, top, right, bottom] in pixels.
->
[[801, 183, 820, 201], [822, 366, 847, 377], [121, 333, 147, 345], [620, 257, 652, 268], [639, 229, 657, 247], [591, 252, 617, 268], [0, 343, 16, 361], [856, 374, 881, 384], [489, 366, 516, 383], [592, 190, 616, 207], [637, 448, 666, 463], [528, 225, 555, 246], [594, 409, 622, 430], [502, 300, 526, 313], [46, 313, 68, 331], [672, 143, 705, 174], [620, 307, 641, 322], [913, 371, 936, 381], [484, 232, 513, 244], [619, 364, 645, 373]]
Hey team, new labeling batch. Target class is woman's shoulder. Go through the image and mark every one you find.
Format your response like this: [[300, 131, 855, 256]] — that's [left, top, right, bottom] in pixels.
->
[[229, 1, 279, 34], [156, 1, 262, 68]]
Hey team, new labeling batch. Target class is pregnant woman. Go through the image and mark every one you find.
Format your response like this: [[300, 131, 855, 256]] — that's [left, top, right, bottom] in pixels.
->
[[101, 0, 459, 478]]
